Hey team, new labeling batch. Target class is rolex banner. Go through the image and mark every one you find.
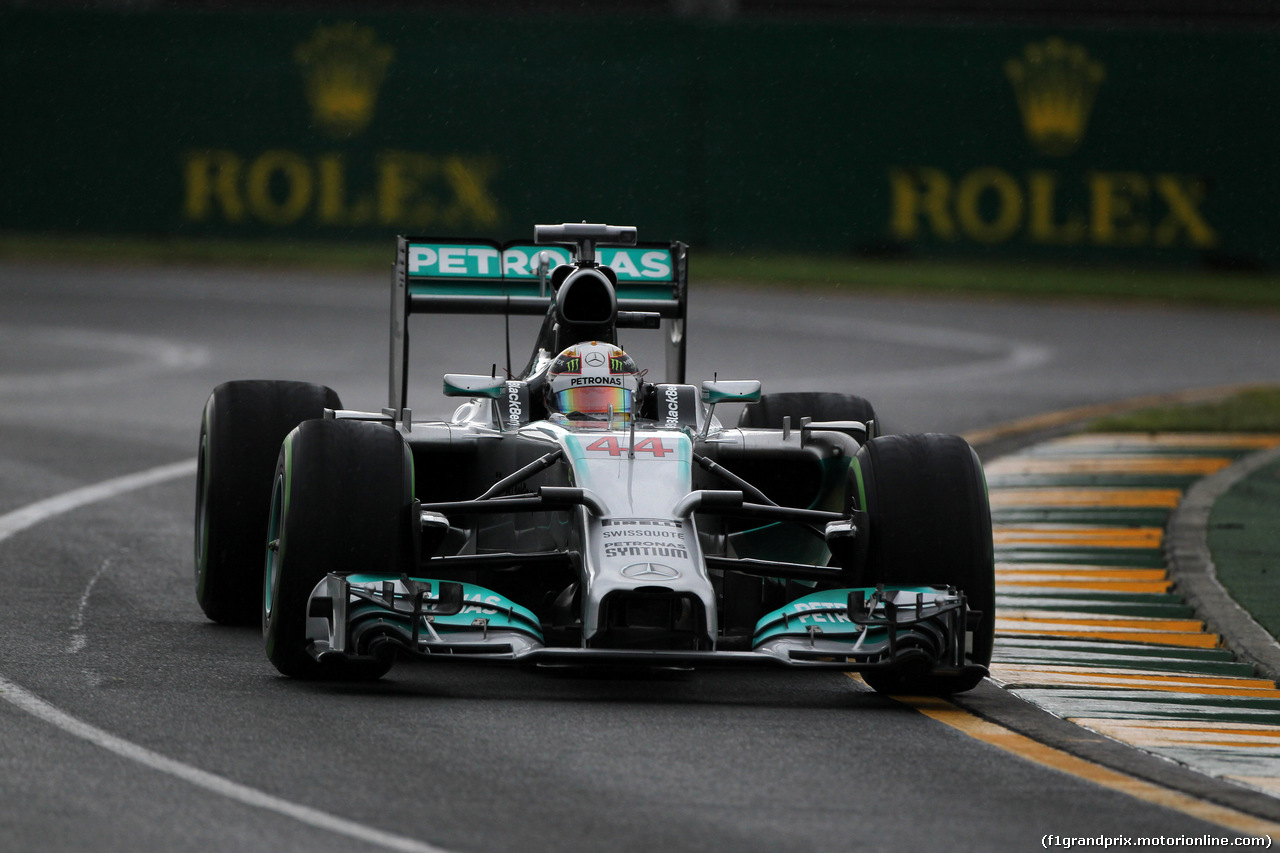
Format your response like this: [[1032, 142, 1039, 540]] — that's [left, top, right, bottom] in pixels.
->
[[2, 9, 1277, 268]]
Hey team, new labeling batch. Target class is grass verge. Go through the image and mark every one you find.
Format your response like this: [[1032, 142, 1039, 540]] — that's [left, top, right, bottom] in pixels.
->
[[1209, 458, 1280, 643], [1089, 387, 1280, 433]]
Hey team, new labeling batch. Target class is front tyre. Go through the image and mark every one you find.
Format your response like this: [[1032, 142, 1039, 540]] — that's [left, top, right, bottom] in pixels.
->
[[854, 433, 994, 696], [263, 419, 414, 680], [195, 380, 341, 625]]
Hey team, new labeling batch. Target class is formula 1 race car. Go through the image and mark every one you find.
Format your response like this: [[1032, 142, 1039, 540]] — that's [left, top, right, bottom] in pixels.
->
[[194, 223, 994, 695]]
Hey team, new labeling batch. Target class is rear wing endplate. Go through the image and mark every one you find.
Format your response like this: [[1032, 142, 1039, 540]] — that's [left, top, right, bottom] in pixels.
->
[[389, 235, 688, 415]]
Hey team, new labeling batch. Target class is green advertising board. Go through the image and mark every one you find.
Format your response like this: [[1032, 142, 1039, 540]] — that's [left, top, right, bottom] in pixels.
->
[[1, 9, 1276, 268]]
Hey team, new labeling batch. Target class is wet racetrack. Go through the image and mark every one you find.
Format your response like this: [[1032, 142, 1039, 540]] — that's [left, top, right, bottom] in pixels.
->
[[2, 262, 1278, 851]]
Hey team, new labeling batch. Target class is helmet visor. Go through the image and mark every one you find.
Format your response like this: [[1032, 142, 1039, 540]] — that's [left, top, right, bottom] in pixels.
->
[[554, 385, 632, 418]]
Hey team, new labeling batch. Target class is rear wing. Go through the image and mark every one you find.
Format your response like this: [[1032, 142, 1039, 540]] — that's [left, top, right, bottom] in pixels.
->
[[389, 233, 688, 416]]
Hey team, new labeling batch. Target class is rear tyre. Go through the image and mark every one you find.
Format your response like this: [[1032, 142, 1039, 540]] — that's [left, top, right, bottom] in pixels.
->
[[853, 433, 994, 696], [195, 380, 341, 625], [263, 418, 414, 680], [738, 391, 879, 437]]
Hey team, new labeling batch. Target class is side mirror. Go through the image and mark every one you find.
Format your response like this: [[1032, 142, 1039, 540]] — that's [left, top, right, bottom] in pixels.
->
[[443, 374, 506, 399], [444, 376, 532, 431], [701, 380, 762, 405]]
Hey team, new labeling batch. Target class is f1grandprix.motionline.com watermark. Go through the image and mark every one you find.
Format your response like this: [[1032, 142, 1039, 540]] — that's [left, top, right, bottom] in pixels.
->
[[1043, 835, 1272, 849]]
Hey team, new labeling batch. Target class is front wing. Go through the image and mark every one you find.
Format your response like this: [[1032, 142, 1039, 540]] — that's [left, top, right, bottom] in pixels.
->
[[304, 571, 985, 679]]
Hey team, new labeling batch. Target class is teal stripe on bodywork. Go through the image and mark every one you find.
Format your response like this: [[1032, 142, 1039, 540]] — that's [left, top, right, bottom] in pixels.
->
[[345, 575, 543, 641], [752, 586, 939, 646], [411, 281, 540, 298], [562, 433, 587, 478], [408, 282, 674, 300]]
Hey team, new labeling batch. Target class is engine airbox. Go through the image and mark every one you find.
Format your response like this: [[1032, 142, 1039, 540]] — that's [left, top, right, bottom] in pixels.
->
[[555, 267, 618, 347]]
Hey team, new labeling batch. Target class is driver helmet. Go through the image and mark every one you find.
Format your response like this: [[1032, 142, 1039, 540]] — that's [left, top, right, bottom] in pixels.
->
[[546, 342, 641, 421]]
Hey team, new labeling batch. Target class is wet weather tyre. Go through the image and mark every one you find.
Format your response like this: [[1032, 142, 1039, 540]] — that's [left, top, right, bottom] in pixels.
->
[[195, 380, 342, 625], [739, 392, 879, 437], [854, 433, 994, 696], [263, 418, 414, 680]]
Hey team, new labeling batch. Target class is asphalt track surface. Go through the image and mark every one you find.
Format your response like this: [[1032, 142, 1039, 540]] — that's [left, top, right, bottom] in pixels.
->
[[2, 262, 1279, 852]]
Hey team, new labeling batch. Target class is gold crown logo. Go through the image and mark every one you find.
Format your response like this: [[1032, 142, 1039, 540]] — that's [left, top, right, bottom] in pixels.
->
[[294, 24, 394, 139], [1005, 37, 1104, 157]]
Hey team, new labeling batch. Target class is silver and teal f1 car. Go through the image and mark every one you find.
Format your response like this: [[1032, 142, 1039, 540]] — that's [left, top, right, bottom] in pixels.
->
[[194, 223, 994, 695]]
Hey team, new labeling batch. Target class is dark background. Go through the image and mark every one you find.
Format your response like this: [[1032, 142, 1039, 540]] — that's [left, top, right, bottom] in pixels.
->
[[2, 1, 1277, 268]]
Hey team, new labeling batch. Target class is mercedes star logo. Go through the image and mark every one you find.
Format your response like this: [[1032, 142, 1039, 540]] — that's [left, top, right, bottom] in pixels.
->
[[621, 563, 681, 580], [584, 351, 607, 368]]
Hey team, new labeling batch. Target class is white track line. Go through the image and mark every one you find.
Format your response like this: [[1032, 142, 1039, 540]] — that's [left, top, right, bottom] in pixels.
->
[[67, 557, 111, 654], [0, 459, 196, 544], [0, 325, 209, 396], [0, 460, 457, 853], [704, 307, 1054, 391], [0, 672, 451, 853]]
